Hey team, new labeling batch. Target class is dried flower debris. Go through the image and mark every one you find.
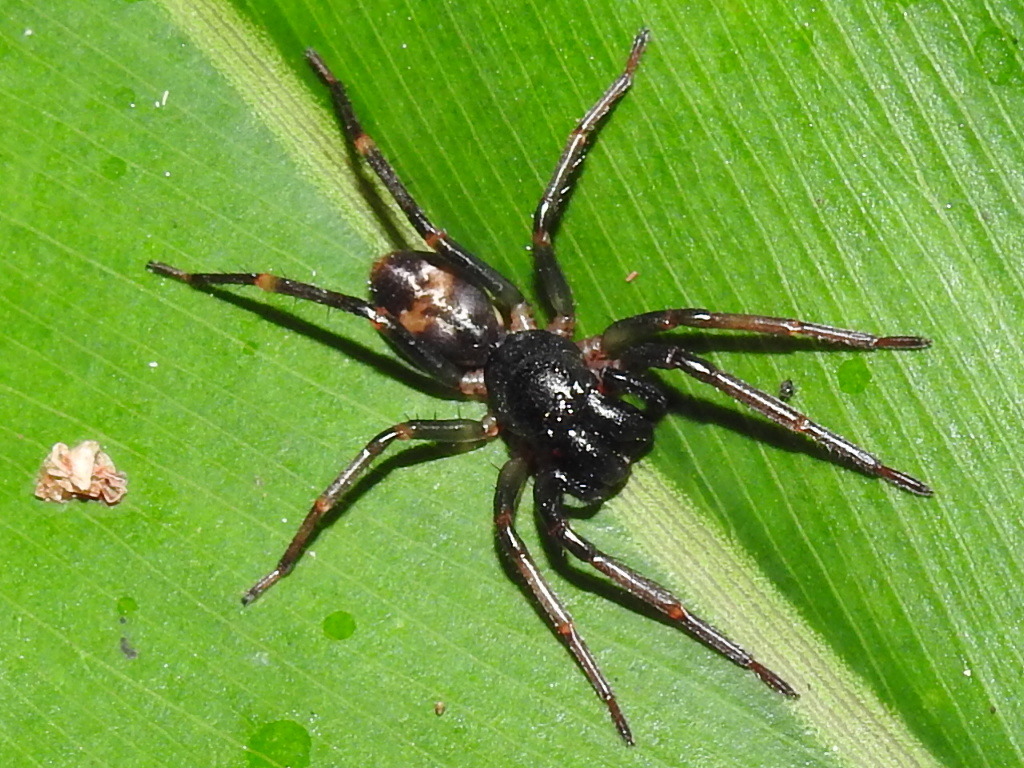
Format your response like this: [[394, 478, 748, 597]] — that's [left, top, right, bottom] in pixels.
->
[[35, 441, 127, 505]]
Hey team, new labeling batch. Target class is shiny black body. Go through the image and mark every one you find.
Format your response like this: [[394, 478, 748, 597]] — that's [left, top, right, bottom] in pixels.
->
[[485, 331, 653, 501], [146, 29, 932, 746]]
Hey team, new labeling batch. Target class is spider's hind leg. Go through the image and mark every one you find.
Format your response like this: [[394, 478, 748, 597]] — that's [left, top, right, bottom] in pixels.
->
[[304, 50, 524, 314], [146, 261, 465, 388]]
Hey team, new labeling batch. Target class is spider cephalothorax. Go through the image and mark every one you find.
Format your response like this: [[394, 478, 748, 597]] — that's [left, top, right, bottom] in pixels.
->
[[148, 29, 931, 745], [485, 330, 657, 501]]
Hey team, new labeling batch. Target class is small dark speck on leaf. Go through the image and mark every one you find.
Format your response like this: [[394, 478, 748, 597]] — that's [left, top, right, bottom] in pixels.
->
[[119, 636, 138, 660], [779, 378, 795, 401]]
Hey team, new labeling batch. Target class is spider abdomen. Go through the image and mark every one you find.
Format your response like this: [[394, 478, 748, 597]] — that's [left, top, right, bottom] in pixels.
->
[[371, 251, 506, 368], [485, 330, 654, 501]]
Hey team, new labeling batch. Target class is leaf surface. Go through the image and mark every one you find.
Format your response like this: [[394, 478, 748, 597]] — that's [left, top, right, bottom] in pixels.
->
[[1, 1, 1021, 766]]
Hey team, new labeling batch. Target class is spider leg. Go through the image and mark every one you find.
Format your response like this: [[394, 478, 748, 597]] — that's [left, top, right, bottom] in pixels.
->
[[305, 50, 525, 315], [533, 29, 650, 333], [602, 308, 930, 355], [621, 342, 933, 495], [147, 261, 464, 388], [243, 417, 498, 605], [601, 367, 667, 419], [495, 458, 634, 745], [534, 473, 796, 698]]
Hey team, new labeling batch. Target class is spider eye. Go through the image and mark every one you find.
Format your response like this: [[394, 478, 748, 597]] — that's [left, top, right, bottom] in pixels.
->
[[371, 251, 505, 368]]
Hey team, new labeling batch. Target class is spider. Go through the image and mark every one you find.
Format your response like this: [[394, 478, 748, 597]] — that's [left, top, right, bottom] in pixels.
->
[[147, 29, 932, 745]]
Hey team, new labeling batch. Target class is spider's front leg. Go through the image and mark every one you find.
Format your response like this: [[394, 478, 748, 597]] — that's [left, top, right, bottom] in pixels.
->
[[244, 417, 498, 604], [494, 458, 634, 745], [602, 308, 931, 354], [534, 473, 796, 697], [620, 342, 933, 495]]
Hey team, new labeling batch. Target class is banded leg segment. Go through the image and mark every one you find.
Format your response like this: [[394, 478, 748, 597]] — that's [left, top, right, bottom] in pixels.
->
[[533, 29, 650, 329], [305, 50, 525, 313], [534, 473, 796, 697], [494, 458, 634, 745], [602, 308, 931, 356], [146, 261, 464, 388], [243, 418, 497, 605], [623, 343, 933, 495]]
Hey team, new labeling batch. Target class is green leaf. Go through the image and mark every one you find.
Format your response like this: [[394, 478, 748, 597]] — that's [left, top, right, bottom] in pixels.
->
[[1, 0, 1021, 766]]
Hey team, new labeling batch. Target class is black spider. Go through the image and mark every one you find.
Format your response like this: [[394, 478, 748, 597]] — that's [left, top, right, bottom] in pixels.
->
[[147, 29, 932, 745]]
